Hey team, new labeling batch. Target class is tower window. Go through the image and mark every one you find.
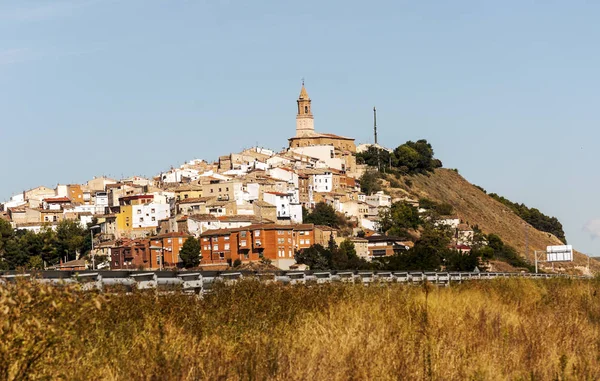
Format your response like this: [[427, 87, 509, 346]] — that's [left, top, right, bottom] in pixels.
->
[[304, 106, 308, 113]]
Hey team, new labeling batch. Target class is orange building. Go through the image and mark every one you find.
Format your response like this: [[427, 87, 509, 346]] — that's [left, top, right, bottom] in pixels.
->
[[149, 232, 191, 269], [200, 224, 331, 269]]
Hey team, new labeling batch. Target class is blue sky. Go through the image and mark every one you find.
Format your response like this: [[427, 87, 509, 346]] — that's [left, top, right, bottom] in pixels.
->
[[1, 0, 600, 255]]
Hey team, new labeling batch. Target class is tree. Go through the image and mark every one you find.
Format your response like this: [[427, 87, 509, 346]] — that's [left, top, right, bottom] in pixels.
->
[[179, 237, 201, 268], [304, 202, 339, 227], [356, 147, 395, 172], [26, 255, 44, 270], [3, 238, 28, 269], [55, 220, 86, 262], [359, 171, 381, 195], [0, 219, 15, 254], [378, 202, 421, 235], [393, 139, 442, 175], [295, 244, 330, 270]]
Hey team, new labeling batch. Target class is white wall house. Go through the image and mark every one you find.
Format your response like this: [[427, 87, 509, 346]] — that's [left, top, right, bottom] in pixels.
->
[[263, 192, 303, 223], [132, 203, 170, 229], [365, 191, 392, 208], [94, 192, 109, 214], [268, 167, 299, 188], [312, 171, 333, 193]]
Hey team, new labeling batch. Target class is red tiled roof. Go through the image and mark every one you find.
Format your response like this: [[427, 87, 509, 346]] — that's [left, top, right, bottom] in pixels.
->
[[265, 192, 290, 197], [43, 197, 71, 203]]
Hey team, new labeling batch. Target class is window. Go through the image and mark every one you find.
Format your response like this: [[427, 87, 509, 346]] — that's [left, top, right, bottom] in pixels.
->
[[254, 230, 260, 237], [168, 239, 172, 243], [305, 239, 310, 244], [300, 239, 305, 245], [184, 194, 188, 199], [224, 236, 229, 241], [210, 189, 214, 193], [179, 238, 183, 244], [278, 230, 283, 235], [224, 243, 230, 250], [204, 245, 209, 250], [240, 240, 247, 246], [213, 244, 219, 250], [289, 250, 293, 257], [241, 231, 247, 238], [304, 106, 308, 113], [219, 252, 225, 259], [288, 238, 292, 243], [226, 187, 229, 192], [137, 210, 141, 214], [151, 208, 155, 213], [219, 188, 222, 192], [152, 217, 156, 222], [139, 217, 144, 222], [255, 240, 261, 246], [203, 238, 208, 242], [278, 238, 284, 244]]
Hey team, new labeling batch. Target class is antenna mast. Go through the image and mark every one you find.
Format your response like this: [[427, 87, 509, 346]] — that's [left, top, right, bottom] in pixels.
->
[[373, 106, 378, 145]]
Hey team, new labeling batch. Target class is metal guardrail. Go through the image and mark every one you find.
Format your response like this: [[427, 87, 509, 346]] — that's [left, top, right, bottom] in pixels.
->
[[0, 270, 583, 294]]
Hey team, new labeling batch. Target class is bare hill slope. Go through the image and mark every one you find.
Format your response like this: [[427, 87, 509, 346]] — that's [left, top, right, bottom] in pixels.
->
[[383, 168, 597, 274]]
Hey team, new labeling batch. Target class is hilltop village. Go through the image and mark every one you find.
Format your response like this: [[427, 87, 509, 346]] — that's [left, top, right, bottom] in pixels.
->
[[1, 84, 473, 271]]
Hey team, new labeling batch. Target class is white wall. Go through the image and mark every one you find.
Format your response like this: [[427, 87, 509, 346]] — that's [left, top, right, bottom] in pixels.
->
[[313, 172, 333, 193], [132, 203, 170, 229]]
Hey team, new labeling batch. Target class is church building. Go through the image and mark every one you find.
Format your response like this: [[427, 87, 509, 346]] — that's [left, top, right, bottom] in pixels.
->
[[288, 84, 357, 175]]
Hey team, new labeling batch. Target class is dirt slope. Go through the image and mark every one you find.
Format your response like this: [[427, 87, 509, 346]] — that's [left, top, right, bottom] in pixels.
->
[[384, 168, 598, 275]]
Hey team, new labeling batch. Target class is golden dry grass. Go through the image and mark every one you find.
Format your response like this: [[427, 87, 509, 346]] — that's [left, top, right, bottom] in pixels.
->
[[2, 279, 600, 380]]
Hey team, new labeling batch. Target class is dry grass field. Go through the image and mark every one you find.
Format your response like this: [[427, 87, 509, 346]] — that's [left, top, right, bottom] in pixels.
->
[[2, 278, 600, 380]]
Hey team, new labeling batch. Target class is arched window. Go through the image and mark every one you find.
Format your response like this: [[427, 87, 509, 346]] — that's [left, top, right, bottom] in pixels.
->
[[304, 106, 308, 114]]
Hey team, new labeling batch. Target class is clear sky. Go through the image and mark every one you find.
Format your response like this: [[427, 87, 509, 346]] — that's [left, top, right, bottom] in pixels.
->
[[1, 0, 599, 255]]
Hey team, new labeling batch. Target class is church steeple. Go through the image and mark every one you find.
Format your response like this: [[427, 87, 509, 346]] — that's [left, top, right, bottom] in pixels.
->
[[296, 81, 314, 137]]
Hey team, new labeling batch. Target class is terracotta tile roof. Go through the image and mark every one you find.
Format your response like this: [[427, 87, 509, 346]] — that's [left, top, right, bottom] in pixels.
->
[[43, 197, 71, 203], [265, 191, 290, 197], [252, 200, 275, 208], [188, 214, 219, 222], [178, 196, 215, 204]]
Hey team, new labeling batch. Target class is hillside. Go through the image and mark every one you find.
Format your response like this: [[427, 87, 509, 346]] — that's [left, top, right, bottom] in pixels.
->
[[383, 168, 598, 274]]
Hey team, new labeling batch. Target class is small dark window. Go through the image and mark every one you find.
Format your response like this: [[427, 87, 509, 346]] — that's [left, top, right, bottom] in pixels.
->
[[304, 106, 308, 113]]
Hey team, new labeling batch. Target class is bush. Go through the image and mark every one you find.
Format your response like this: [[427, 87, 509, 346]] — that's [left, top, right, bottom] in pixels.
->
[[488, 193, 567, 243], [359, 170, 381, 195], [233, 258, 242, 268]]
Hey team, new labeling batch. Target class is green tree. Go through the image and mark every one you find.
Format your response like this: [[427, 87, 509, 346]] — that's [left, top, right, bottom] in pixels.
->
[[394, 139, 442, 175], [378, 202, 421, 235], [55, 220, 86, 262], [304, 202, 339, 227], [359, 170, 382, 195], [3, 238, 28, 269], [295, 244, 330, 270], [179, 237, 201, 268], [0, 219, 15, 254], [356, 147, 395, 172], [444, 250, 479, 271], [384, 227, 450, 271], [26, 255, 44, 270]]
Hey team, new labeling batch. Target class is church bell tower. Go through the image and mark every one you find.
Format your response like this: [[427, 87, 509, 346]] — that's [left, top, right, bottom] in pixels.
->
[[296, 81, 315, 137]]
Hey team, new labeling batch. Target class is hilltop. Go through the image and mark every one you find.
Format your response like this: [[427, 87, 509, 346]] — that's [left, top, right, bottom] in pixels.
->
[[382, 168, 598, 274]]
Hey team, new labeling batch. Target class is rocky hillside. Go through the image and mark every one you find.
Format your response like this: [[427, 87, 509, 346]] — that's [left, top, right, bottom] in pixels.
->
[[383, 169, 598, 274]]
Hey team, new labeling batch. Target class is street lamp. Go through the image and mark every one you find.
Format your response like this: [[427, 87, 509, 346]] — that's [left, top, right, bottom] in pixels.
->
[[89, 225, 100, 270]]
